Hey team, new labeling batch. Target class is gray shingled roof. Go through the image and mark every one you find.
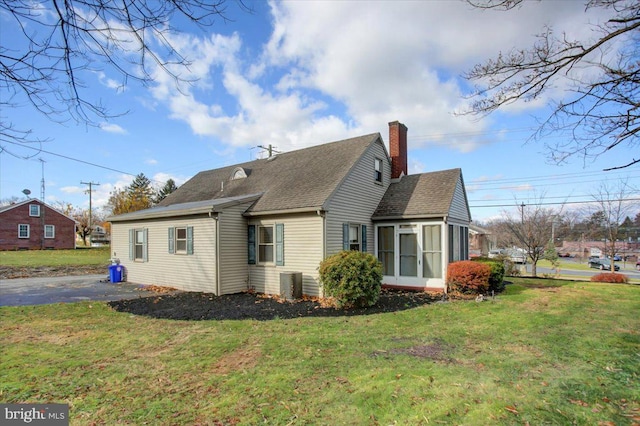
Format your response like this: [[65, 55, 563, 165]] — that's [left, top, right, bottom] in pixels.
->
[[109, 194, 262, 222], [372, 168, 462, 219], [157, 133, 382, 214]]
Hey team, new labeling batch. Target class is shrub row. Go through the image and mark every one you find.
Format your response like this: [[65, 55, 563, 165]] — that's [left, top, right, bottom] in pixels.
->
[[590, 273, 629, 283]]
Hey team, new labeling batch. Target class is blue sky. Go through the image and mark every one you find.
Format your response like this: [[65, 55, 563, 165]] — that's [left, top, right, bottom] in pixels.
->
[[1, 0, 638, 222]]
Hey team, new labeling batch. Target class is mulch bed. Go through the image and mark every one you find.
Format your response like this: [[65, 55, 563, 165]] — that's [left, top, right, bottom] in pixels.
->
[[108, 289, 445, 321]]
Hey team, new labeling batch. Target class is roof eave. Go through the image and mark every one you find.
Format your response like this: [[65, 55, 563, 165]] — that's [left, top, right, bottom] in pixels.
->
[[372, 213, 447, 221], [243, 206, 324, 217], [108, 206, 215, 222]]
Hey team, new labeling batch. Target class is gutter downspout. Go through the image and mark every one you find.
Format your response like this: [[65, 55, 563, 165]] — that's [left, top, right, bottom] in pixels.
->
[[317, 209, 326, 297], [443, 214, 448, 296], [210, 210, 221, 296]]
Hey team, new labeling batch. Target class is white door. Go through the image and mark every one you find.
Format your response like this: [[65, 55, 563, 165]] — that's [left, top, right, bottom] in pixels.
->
[[397, 228, 420, 286]]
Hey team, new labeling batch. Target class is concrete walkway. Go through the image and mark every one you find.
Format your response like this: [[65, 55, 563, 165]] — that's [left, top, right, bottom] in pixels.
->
[[0, 274, 148, 307]]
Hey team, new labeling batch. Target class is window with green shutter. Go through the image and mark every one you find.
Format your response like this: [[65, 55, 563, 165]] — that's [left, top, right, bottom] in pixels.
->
[[275, 223, 284, 266], [168, 226, 194, 255], [248, 225, 256, 264]]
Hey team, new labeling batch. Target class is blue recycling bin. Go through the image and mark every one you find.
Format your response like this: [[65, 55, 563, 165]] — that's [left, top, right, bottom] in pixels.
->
[[109, 264, 123, 283]]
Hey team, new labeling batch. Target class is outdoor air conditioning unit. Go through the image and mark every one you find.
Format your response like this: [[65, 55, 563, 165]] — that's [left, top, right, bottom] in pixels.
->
[[279, 272, 302, 301]]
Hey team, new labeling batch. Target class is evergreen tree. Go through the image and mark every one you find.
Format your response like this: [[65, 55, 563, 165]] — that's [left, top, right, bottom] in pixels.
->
[[154, 179, 178, 204]]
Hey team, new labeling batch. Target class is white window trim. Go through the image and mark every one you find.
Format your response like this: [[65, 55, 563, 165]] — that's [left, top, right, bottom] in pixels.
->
[[175, 227, 187, 254], [134, 229, 145, 261], [258, 224, 275, 264], [349, 224, 361, 251], [29, 204, 40, 217], [18, 224, 30, 239], [374, 158, 383, 183], [44, 225, 55, 239]]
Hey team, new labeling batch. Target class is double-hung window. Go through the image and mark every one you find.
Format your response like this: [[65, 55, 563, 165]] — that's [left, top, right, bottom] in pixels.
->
[[343, 223, 367, 252], [129, 229, 148, 262], [168, 226, 194, 255], [18, 224, 30, 238], [248, 224, 284, 266], [44, 225, 55, 239], [259, 226, 274, 263], [374, 158, 383, 183], [29, 204, 40, 217]]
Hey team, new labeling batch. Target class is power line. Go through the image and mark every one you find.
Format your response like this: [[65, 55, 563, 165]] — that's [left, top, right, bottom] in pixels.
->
[[2, 140, 164, 184], [470, 198, 640, 208]]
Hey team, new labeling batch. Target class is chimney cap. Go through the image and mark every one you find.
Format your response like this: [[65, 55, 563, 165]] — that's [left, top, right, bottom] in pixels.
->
[[388, 120, 408, 129]]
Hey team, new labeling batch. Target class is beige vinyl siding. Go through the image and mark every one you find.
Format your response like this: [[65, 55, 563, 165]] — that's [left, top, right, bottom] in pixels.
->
[[449, 177, 471, 222], [111, 216, 217, 293], [248, 213, 324, 296], [218, 201, 253, 295], [325, 139, 390, 255]]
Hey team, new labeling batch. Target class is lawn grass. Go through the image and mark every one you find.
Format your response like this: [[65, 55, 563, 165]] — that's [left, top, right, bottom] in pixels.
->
[[0, 247, 110, 267], [1, 278, 638, 425]]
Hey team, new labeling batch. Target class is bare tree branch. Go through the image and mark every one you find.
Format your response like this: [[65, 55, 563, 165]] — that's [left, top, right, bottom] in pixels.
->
[[462, 0, 640, 170], [0, 0, 251, 155]]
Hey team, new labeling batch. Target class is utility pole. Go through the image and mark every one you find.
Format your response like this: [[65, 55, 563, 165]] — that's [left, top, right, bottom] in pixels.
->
[[80, 181, 100, 236]]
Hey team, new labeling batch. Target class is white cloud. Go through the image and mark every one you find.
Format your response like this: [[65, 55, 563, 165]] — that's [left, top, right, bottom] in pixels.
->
[[145, 158, 158, 165], [60, 186, 85, 195], [152, 172, 189, 187], [96, 71, 124, 91], [143, 0, 613, 156], [99, 123, 127, 134]]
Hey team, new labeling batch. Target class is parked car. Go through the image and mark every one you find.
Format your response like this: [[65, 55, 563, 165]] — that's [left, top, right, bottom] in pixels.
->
[[488, 249, 505, 259], [588, 258, 620, 271], [507, 248, 527, 264]]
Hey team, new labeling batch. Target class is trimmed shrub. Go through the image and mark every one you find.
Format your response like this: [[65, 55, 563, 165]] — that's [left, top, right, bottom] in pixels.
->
[[472, 257, 506, 293], [319, 250, 382, 309], [590, 273, 629, 284], [447, 260, 491, 295]]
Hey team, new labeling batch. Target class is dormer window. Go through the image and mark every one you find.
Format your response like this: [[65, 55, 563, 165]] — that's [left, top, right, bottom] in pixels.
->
[[232, 167, 247, 180]]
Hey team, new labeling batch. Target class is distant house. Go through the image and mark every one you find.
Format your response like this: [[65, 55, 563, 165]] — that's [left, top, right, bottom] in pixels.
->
[[109, 121, 471, 295], [469, 224, 495, 257], [0, 199, 76, 250]]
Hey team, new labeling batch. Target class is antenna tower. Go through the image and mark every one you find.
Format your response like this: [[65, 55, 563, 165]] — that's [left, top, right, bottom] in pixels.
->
[[38, 158, 46, 201]]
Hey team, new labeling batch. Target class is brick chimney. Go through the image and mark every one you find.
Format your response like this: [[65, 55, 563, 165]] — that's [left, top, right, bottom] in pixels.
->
[[389, 121, 408, 179]]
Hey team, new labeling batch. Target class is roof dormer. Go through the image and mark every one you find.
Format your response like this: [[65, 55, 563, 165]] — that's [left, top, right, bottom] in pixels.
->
[[231, 167, 248, 180]]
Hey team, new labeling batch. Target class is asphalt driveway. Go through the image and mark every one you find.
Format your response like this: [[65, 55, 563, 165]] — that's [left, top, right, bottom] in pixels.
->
[[0, 274, 148, 307]]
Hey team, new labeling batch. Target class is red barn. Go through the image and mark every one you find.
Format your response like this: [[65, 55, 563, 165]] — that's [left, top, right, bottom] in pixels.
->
[[0, 199, 77, 250]]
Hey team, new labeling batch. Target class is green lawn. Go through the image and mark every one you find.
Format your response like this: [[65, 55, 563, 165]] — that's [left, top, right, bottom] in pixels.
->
[[1, 278, 638, 424], [0, 247, 110, 267]]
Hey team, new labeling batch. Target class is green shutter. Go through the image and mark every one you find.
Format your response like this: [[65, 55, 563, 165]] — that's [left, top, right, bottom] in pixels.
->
[[361, 225, 367, 252], [187, 226, 194, 255], [275, 223, 284, 266], [129, 229, 134, 260], [342, 224, 349, 250], [168, 227, 175, 254], [248, 225, 256, 264], [142, 229, 148, 262]]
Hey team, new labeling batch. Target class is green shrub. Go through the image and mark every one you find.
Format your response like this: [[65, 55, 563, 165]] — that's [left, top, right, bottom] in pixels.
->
[[590, 273, 629, 284], [472, 257, 506, 293], [447, 261, 491, 295], [319, 251, 383, 309]]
